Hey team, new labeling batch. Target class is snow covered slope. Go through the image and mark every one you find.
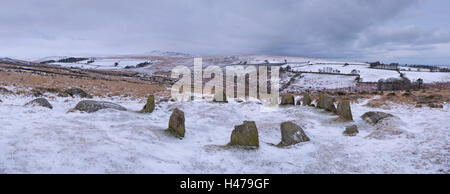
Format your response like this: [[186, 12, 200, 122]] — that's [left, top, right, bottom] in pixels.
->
[[0, 92, 448, 173]]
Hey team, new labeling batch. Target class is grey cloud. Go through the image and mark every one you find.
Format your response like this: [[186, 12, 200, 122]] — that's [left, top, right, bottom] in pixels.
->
[[0, 0, 448, 64]]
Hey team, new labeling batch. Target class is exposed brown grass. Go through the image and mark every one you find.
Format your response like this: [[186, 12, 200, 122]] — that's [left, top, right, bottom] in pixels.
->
[[0, 69, 169, 100], [365, 89, 450, 109]]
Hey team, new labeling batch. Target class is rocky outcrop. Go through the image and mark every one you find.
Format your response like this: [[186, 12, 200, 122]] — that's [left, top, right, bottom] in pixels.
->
[[278, 121, 310, 147], [228, 121, 259, 148], [140, 95, 155, 113], [166, 108, 186, 139], [336, 100, 353, 121], [25, 98, 53, 109], [361, 111, 394, 124], [280, 94, 295, 105], [302, 93, 312, 106], [70, 100, 127, 113], [343, 125, 358, 136]]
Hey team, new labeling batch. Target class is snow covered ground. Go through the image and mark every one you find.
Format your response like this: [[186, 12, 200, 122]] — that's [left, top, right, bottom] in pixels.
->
[[283, 73, 358, 93], [48, 58, 156, 70], [290, 63, 401, 82], [402, 71, 450, 83], [0, 92, 448, 173], [26, 54, 450, 84]]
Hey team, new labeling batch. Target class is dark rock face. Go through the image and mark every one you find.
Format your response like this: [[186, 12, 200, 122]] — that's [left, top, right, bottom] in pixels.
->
[[324, 97, 336, 113], [302, 93, 312, 106], [64, 88, 92, 98], [25, 98, 53, 109], [344, 125, 358, 136], [336, 100, 353, 121], [228, 121, 259, 148], [140, 95, 155, 113], [361, 111, 394, 124], [72, 100, 127, 113], [166, 108, 186, 139], [280, 94, 295, 105], [278, 121, 310, 147]]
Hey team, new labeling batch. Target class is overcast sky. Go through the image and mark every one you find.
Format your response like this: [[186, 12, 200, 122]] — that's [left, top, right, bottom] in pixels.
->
[[1, 0, 449, 65]]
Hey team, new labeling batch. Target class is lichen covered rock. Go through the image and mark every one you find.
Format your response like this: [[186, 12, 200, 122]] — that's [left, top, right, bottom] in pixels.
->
[[317, 93, 326, 109], [343, 125, 358, 136], [324, 97, 336, 113], [280, 94, 295, 105], [336, 100, 353, 121], [302, 93, 312, 106], [140, 95, 155, 113], [228, 121, 259, 148], [166, 108, 186, 139], [278, 121, 310, 147]]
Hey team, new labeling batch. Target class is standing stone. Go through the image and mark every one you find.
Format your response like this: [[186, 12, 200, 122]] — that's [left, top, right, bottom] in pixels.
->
[[280, 94, 295, 105], [166, 108, 185, 139], [213, 91, 228, 103], [317, 93, 326, 109], [228, 121, 259, 148], [25, 98, 53, 109], [324, 97, 336, 113], [278, 121, 310, 147], [343, 125, 358, 136], [336, 100, 353, 121], [140, 95, 155, 113], [302, 93, 312, 106]]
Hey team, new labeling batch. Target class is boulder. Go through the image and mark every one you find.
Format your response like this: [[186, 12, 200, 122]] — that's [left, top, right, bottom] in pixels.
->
[[343, 125, 358, 136], [324, 97, 336, 113], [317, 93, 326, 109], [302, 93, 312, 106], [166, 108, 185, 139], [336, 100, 353, 121], [278, 121, 310, 147], [140, 95, 155, 113], [25, 98, 53, 109], [361, 111, 394, 124], [64, 88, 92, 98], [228, 121, 259, 148], [71, 100, 126, 113], [280, 94, 295, 105]]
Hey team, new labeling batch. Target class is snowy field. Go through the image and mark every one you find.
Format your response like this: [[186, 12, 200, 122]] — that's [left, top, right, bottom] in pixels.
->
[[0, 93, 448, 173], [290, 64, 401, 82], [284, 73, 357, 93], [50, 58, 156, 70], [402, 71, 450, 83]]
